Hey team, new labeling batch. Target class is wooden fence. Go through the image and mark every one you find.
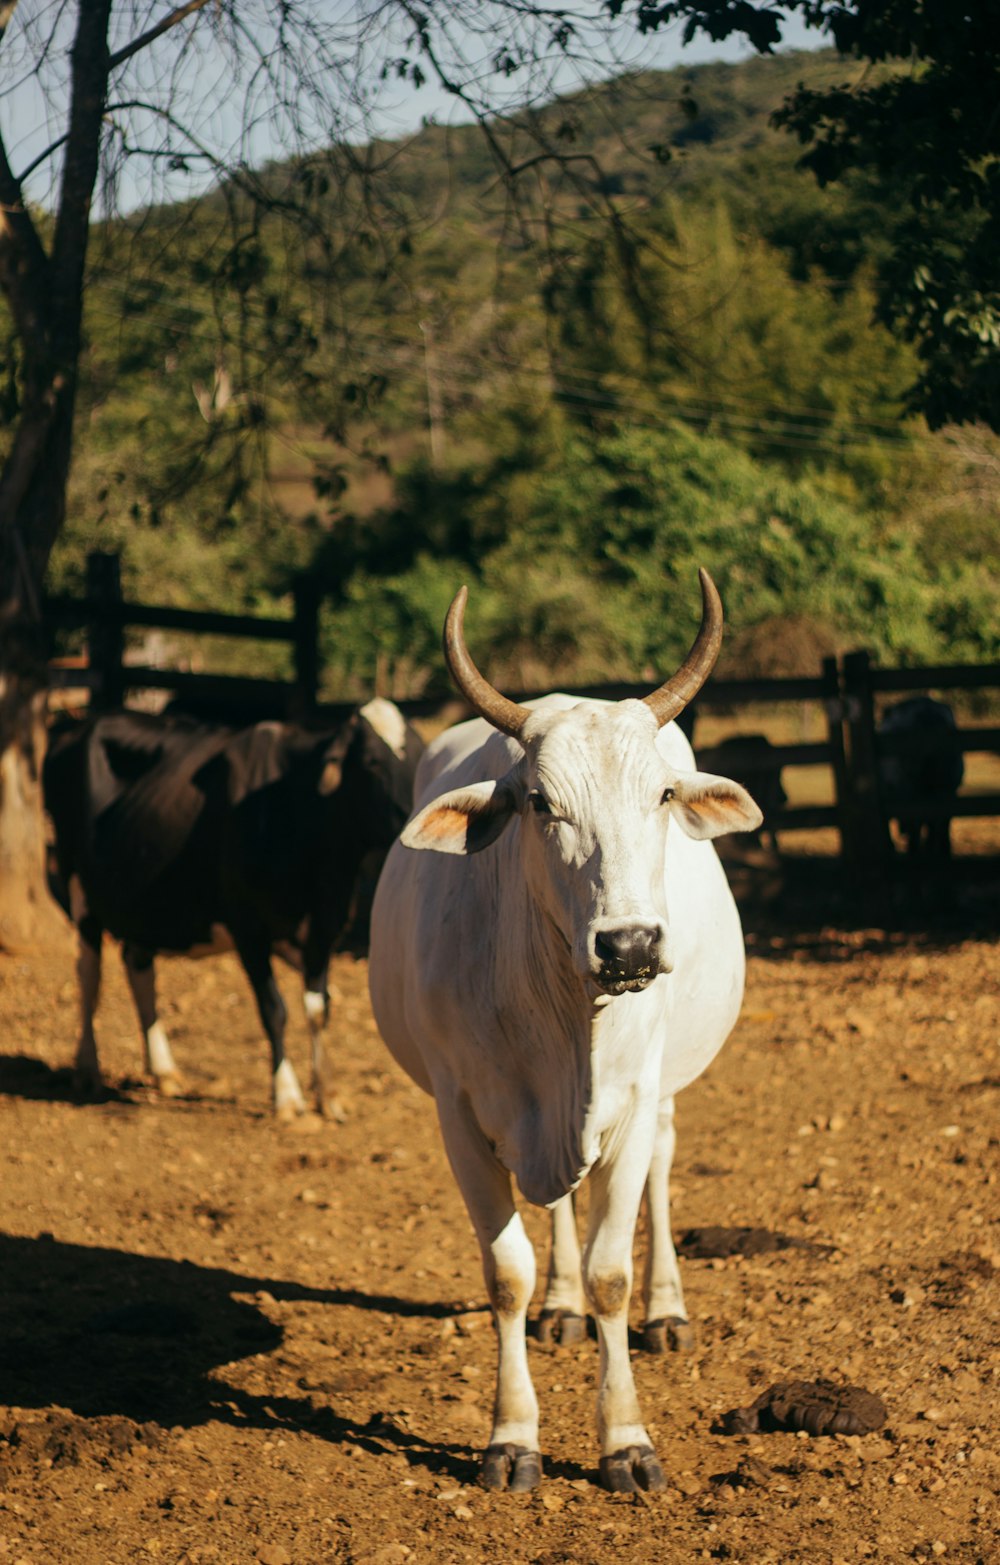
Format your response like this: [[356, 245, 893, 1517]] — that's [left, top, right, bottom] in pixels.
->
[[45, 551, 321, 715], [45, 551, 1000, 876]]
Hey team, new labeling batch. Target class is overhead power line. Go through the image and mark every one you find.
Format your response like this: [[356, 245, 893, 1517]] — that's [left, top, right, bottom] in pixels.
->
[[78, 278, 920, 459]]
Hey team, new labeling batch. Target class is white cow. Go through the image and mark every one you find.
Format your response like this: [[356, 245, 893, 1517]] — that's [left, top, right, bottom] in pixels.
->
[[368, 572, 762, 1493]]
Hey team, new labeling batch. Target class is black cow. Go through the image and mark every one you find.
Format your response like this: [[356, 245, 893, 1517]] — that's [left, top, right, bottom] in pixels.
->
[[43, 699, 423, 1116], [877, 695, 964, 859]]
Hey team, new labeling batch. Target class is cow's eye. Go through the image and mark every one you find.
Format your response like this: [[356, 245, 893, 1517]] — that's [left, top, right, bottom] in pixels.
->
[[528, 792, 552, 816], [661, 787, 675, 806]]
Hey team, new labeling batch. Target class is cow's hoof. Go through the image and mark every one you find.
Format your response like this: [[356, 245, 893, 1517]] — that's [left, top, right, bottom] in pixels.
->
[[643, 1315, 695, 1354], [314, 1093, 348, 1123], [599, 1445, 667, 1494], [481, 1443, 542, 1492], [536, 1309, 587, 1347], [73, 1068, 106, 1100], [156, 1071, 187, 1099]]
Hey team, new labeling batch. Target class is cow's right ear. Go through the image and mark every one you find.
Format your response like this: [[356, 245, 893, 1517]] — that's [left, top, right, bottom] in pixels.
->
[[402, 780, 518, 855], [317, 721, 358, 796]]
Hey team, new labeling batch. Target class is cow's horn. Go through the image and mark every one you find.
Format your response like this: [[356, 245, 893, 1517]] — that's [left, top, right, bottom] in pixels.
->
[[642, 568, 723, 728], [444, 586, 530, 739]]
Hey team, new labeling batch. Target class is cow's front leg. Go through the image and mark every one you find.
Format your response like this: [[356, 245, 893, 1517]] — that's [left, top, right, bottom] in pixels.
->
[[122, 944, 185, 1097], [438, 1100, 541, 1491], [232, 926, 305, 1119], [585, 1155, 667, 1494], [642, 1094, 694, 1353], [538, 1194, 587, 1346]]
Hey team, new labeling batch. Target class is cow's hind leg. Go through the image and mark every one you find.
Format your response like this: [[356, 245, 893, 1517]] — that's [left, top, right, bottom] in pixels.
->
[[642, 1095, 694, 1354], [73, 907, 104, 1095], [303, 974, 333, 1114], [122, 944, 185, 1097], [233, 927, 306, 1118], [438, 1099, 541, 1491], [301, 939, 338, 1117], [538, 1194, 587, 1346]]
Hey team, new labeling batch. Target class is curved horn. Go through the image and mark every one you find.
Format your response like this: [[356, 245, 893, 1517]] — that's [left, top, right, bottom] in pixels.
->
[[643, 568, 723, 728], [444, 586, 531, 739]]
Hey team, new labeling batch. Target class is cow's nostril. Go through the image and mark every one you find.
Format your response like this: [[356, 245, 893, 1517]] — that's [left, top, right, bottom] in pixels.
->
[[595, 925, 660, 972]]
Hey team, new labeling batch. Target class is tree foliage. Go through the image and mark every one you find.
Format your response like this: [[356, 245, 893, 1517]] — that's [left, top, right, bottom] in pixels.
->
[[315, 414, 998, 700], [636, 0, 1000, 429]]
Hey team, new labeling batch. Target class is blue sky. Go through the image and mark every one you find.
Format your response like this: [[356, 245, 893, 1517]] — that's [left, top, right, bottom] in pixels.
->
[[1, 6, 823, 217]]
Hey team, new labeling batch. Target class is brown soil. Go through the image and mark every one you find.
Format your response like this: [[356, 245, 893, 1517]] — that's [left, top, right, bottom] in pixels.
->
[[1, 887, 997, 1564]]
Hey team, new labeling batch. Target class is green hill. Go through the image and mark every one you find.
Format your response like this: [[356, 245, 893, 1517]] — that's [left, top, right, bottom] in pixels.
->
[[39, 46, 998, 695]]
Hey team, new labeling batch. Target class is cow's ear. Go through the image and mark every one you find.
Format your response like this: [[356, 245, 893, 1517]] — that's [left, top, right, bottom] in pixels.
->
[[670, 772, 764, 840], [402, 780, 518, 855], [318, 723, 358, 796], [318, 757, 344, 795]]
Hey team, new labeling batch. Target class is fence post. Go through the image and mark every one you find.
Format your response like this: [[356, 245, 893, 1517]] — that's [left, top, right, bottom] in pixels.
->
[[292, 576, 320, 713], [841, 649, 892, 877], [822, 654, 853, 864], [86, 550, 124, 709]]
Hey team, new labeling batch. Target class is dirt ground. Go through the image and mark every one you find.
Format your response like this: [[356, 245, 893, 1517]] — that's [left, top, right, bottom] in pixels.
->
[[1, 856, 998, 1565]]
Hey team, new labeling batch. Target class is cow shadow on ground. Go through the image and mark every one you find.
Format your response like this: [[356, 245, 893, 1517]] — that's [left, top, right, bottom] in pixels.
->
[[0, 1057, 249, 1113], [0, 1232, 494, 1483], [0, 1054, 135, 1106]]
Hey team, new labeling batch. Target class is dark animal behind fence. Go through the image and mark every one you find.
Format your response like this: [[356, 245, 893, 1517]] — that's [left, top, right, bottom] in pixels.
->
[[877, 695, 964, 859]]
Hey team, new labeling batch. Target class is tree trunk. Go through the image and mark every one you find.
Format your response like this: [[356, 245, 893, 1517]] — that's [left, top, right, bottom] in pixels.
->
[[0, 414, 82, 949], [0, 0, 113, 950], [0, 666, 70, 953], [0, 335, 85, 951]]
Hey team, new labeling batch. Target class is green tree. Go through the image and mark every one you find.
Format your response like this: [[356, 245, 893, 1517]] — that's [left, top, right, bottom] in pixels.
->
[[635, 1, 1000, 428]]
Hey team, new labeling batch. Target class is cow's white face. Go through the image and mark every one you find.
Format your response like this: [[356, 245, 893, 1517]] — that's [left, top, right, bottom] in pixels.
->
[[402, 699, 761, 998]]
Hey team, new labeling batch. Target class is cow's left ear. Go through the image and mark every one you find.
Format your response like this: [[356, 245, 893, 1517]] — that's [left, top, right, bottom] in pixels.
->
[[318, 722, 358, 796], [402, 779, 519, 855], [670, 772, 764, 840]]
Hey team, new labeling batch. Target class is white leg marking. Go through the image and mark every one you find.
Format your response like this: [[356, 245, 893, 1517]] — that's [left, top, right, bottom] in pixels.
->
[[489, 1211, 540, 1450], [145, 1021, 179, 1082], [273, 1057, 307, 1116], [123, 953, 183, 1093], [303, 989, 326, 1025]]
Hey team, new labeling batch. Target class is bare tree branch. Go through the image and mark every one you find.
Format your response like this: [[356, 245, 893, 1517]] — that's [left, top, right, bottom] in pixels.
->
[[13, 131, 69, 187], [108, 0, 213, 73]]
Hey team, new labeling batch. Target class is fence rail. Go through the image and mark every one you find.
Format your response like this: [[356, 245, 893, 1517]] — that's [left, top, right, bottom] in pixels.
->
[[44, 596, 297, 641], [44, 551, 1000, 879], [46, 552, 320, 713]]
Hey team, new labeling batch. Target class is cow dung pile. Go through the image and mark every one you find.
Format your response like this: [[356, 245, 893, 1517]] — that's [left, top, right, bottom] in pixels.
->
[[722, 1379, 887, 1437]]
